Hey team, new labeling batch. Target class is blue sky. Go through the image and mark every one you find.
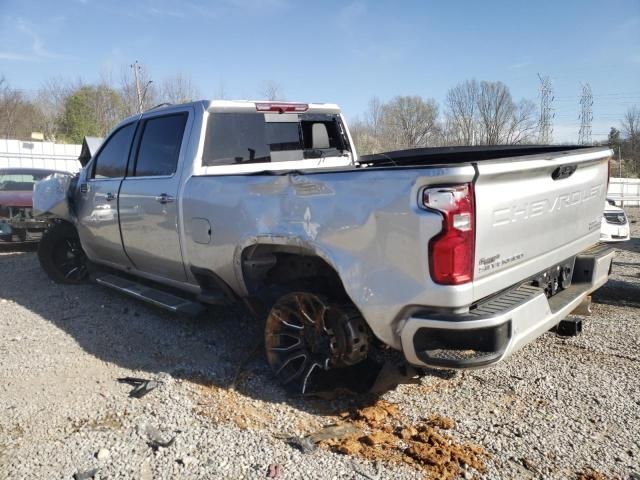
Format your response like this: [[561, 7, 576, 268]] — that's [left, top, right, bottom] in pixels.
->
[[1, 0, 639, 142]]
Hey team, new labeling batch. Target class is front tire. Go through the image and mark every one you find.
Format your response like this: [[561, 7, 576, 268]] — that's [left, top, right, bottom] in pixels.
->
[[38, 221, 88, 284]]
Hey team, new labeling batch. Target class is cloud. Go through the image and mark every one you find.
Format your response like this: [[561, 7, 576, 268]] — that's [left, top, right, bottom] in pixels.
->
[[335, 2, 406, 64], [0, 51, 37, 61], [620, 15, 640, 30], [223, 0, 287, 9], [134, 0, 287, 20], [509, 61, 533, 70], [14, 18, 71, 60], [337, 1, 367, 30], [145, 6, 186, 18], [100, 47, 126, 74]]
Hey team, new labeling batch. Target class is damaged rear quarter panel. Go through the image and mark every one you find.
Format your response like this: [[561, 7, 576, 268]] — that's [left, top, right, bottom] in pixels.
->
[[181, 165, 475, 348]]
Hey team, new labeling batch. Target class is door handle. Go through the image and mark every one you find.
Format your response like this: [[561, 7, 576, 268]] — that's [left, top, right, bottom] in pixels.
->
[[105, 192, 116, 202], [155, 193, 174, 204]]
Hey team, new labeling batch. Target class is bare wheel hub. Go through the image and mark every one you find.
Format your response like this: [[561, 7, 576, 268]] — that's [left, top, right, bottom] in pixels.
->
[[264, 292, 370, 393]]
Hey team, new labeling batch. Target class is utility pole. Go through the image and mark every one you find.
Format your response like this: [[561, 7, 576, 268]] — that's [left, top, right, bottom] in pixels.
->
[[537, 74, 554, 144], [130, 61, 153, 113], [130, 60, 142, 113], [578, 82, 593, 145], [619, 146, 622, 178]]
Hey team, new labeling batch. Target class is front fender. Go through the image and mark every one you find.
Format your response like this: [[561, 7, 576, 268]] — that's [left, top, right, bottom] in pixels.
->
[[33, 173, 77, 223]]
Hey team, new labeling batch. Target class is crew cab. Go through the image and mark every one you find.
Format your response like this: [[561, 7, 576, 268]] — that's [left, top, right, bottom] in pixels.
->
[[34, 100, 615, 393]]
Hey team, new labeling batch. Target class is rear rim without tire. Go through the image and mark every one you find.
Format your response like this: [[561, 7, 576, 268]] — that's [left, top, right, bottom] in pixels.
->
[[264, 292, 369, 394]]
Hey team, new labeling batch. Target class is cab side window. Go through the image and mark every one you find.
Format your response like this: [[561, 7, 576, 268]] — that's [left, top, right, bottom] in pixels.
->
[[134, 113, 188, 177], [91, 123, 136, 179]]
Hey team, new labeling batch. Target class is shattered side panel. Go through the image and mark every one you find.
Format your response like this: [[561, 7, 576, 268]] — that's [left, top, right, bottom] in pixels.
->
[[32, 173, 75, 222], [181, 166, 475, 348]]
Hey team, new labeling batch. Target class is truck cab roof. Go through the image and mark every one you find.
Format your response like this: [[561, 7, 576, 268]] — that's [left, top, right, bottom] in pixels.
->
[[113, 100, 343, 134]]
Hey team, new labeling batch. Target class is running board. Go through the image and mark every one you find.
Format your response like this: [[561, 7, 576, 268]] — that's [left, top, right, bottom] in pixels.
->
[[94, 274, 206, 316]]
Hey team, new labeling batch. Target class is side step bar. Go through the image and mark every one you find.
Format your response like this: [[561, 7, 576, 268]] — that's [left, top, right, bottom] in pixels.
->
[[94, 274, 206, 316]]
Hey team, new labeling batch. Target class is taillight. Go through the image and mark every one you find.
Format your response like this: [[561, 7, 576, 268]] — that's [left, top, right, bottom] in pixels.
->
[[607, 158, 611, 189], [255, 102, 309, 113], [423, 184, 475, 285]]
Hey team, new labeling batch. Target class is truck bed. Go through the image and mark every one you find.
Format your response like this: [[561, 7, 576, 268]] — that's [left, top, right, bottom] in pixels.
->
[[359, 145, 592, 167]]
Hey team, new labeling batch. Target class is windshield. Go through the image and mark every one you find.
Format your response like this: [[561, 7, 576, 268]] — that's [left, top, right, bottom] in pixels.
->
[[202, 112, 350, 166], [0, 171, 55, 191]]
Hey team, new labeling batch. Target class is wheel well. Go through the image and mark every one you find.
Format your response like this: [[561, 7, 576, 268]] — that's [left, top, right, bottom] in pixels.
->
[[241, 244, 348, 301], [48, 218, 75, 230]]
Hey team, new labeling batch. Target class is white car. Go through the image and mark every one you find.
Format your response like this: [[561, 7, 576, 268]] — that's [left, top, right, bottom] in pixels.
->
[[601, 200, 630, 242]]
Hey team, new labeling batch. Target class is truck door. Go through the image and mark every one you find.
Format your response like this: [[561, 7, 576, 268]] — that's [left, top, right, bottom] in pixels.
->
[[76, 122, 136, 267], [118, 110, 190, 282]]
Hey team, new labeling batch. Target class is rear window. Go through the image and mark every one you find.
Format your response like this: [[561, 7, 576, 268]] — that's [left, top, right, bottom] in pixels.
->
[[134, 113, 187, 177], [202, 112, 349, 167]]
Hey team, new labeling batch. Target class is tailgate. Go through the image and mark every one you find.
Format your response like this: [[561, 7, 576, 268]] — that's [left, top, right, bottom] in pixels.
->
[[472, 147, 611, 301]]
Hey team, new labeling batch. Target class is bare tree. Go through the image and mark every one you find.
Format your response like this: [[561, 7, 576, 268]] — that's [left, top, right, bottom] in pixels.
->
[[382, 96, 440, 150], [476, 81, 515, 144], [445, 79, 480, 145], [621, 105, 640, 173], [621, 105, 640, 142], [365, 96, 385, 138], [349, 117, 383, 156], [0, 76, 24, 139], [36, 76, 81, 141], [348, 97, 388, 155], [474, 81, 537, 145], [93, 83, 125, 135], [160, 73, 200, 104], [259, 80, 284, 101], [214, 80, 227, 100], [504, 99, 537, 144]]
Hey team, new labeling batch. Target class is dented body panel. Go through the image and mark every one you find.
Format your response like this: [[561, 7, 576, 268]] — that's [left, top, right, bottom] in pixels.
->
[[182, 165, 475, 348]]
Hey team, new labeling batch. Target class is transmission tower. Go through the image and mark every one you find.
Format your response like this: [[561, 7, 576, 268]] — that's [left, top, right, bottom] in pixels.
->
[[537, 74, 554, 144], [578, 83, 593, 145]]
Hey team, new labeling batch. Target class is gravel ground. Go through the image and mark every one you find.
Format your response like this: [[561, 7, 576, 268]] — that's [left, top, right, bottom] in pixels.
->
[[1, 210, 639, 480]]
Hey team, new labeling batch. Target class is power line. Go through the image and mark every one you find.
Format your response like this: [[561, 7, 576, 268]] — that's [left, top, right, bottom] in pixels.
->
[[555, 92, 640, 99], [578, 83, 594, 145], [538, 73, 554, 144]]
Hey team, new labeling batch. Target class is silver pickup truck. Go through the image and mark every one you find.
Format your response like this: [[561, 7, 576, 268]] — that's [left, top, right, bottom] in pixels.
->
[[35, 100, 615, 393]]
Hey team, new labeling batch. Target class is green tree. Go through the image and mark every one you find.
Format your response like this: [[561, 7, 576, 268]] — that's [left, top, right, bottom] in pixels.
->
[[60, 84, 123, 144], [60, 86, 100, 143]]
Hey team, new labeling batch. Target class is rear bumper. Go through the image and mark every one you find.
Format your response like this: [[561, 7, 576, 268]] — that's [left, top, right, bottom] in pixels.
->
[[400, 243, 615, 369]]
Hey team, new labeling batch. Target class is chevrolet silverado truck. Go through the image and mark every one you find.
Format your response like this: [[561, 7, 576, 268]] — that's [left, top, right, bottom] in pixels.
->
[[34, 100, 615, 393]]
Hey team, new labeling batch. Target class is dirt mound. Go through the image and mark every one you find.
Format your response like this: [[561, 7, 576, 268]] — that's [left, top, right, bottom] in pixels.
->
[[576, 469, 610, 480], [321, 400, 487, 480], [194, 384, 275, 431]]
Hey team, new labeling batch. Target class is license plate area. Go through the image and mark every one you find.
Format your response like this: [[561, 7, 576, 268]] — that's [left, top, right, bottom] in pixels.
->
[[530, 256, 576, 298]]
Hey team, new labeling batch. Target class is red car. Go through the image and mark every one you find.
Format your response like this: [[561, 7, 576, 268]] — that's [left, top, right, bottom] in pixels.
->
[[0, 168, 69, 242]]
